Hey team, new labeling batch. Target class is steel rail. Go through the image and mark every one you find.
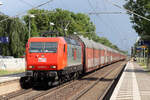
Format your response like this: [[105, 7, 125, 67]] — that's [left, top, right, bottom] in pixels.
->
[[0, 89, 32, 100], [98, 63, 126, 100], [71, 61, 126, 100]]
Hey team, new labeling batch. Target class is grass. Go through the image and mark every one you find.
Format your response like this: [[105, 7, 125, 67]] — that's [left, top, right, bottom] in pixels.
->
[[138, 62, 150, 74], [138, 62, 147, 69], [139, 62, 145, 66], [0, 69, 25, 76]]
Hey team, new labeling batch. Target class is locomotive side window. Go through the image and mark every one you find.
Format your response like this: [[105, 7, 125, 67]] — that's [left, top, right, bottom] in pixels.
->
[[29, 42, 57, 53]]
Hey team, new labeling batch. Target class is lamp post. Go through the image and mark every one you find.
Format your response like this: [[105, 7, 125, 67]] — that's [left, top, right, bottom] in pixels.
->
[[64, 22, 70, 36], [64, 28, 68, 33], [49, 22, 54, 31], [49, 22, 54, 36], [28, 14, 35, 38], [73, 32, 77, 35], [50, 22, 54, 26], [0, 1, 3, 5], [73, 31, 102, 35], [0, 1, 3, 56]]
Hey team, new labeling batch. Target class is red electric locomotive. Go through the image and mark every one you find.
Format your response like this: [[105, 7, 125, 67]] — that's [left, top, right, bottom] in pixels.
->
[[20, 36, 126, 88], [20, 36, 83, 88]]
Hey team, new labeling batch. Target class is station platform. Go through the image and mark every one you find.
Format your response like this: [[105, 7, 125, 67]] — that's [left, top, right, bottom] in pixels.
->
[[0, 73, 24, 83], [110, 61, 150, 100]]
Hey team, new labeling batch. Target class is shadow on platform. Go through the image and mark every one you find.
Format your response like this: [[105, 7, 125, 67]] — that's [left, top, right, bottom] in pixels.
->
[[125, 69, 150, 73]]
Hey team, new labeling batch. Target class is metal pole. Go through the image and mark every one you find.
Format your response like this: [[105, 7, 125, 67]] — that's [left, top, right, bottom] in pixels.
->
[[141, 50, 142, 63], [64, 22, 70, 36], [29, 17, 31, 39], [0, 1, 3, 56], [147, 46, 150, 70], [144, 48, 145, 63]]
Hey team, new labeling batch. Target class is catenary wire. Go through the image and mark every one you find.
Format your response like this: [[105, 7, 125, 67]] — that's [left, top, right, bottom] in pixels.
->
[[106, 0, 150, 22], [0, 0, 54, 23], [19, 0, 34, 7]]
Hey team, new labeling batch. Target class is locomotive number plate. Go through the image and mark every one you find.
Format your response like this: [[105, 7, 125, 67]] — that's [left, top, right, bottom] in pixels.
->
[[38, 58, 47, 62]]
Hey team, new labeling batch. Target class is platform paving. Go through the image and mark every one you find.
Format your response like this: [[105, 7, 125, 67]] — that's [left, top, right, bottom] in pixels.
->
[[110, 61, 150, 100]]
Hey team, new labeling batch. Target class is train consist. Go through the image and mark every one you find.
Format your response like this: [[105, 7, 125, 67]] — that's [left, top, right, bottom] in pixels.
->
[[20, 35, 126, 88]]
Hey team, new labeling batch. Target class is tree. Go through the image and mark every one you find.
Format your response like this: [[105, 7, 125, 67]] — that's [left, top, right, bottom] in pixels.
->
[[23, 9, 96, 37], [23, 8, 125, 53], [124, 0, 150, 40], [0, 9, 125, 57], [124, 0, 150, 64], [0, 15, 28, 57]]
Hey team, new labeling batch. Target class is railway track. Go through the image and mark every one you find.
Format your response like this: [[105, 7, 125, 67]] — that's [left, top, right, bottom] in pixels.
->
[[0, 79, 22, 97], [0, 72, 25, 78], [0, 69, 99, 100], [0, 72, 25, 96], [0, 74, 82, 100], [72, 61, 126, 100], [0, 61, 126, 100], [71, 65, 118, 100], [35, 61, 126, 100], [0, 72, 24, 84], [0, 89, 32, 100]]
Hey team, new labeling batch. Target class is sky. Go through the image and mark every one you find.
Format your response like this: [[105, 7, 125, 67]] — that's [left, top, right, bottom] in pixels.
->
[[0, 0, 138, 53]]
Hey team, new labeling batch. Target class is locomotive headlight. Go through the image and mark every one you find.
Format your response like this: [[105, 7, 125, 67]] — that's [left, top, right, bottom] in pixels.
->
[[29, 66, 34, 68], [50, 66, 56, 68]]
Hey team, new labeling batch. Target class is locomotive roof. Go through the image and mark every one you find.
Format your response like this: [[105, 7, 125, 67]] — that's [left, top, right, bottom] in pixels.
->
[[28, 37, 65, 42]]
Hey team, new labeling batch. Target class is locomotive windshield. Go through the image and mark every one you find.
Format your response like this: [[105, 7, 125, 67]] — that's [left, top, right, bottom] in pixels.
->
[[29, 42, 58, 53]]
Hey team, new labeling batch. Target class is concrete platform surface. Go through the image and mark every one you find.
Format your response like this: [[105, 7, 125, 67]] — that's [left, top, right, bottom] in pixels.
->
[[111, 61, 150, 100], [0, 73, 24, 83]]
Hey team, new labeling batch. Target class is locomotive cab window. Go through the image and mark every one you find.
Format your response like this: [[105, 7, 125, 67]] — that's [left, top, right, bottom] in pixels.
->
[[44, 42, 58, 53], [29, 42, 43, 53], [29, 42, 58, 53]]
